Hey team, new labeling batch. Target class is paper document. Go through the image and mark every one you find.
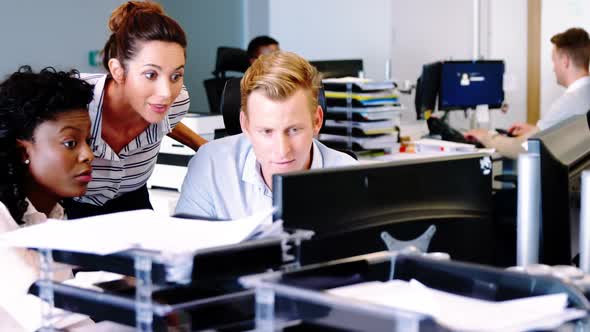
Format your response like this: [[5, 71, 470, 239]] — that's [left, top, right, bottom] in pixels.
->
[[0, 208, 276, 255], [328, 279, 585, 331], [413, 138, 477, 152]]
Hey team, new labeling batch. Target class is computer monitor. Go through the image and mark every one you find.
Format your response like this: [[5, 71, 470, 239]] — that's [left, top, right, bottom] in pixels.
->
[[414, 61, 442, 119], [528, 113, 590, 265], [273, 154, 494, 265], [309, 59, 364, 78], [438, 60, 505, 110]]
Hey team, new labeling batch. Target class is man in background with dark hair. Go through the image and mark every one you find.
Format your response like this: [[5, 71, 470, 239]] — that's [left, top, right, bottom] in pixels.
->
[[466, 27, 590, 158], [247, 35, 280, 64]]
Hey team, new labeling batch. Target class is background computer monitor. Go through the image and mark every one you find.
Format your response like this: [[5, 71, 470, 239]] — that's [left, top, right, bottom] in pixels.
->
[[273, 154, 494, 265], [309, 59, 364, 78], [414, 61, 442, 119], [528, 113, 590, 265], [438, 60, 505, 110]]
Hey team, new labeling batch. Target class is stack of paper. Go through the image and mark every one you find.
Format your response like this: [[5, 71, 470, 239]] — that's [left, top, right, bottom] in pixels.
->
[[325, 105, 403, 121], [325, 119, 396, 135], [328, 279, 585, 331], [322, 77, 396, 91], [324, 90, 399, 107], [0, 208, 276, 255], [320, 133, 397, 150], [321, 78, 403, 154]]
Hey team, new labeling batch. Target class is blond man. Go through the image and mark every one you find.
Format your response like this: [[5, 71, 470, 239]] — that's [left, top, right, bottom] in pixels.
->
[[466, 27, 590, 159], [176, 51, 357, 219]]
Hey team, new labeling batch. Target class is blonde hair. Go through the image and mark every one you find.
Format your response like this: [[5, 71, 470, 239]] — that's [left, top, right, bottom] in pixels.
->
[[240, 51, 321, 115]]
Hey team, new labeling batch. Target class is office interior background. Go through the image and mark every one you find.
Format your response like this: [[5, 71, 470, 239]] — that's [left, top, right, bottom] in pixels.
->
[[1, 0, 589, 130]]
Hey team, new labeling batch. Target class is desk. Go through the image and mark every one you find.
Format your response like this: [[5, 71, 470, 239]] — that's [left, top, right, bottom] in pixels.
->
[[149, 114, 224, 191]]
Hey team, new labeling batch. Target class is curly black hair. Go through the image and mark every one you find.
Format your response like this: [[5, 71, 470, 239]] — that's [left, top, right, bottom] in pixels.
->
[[0, 66, 94, 224]]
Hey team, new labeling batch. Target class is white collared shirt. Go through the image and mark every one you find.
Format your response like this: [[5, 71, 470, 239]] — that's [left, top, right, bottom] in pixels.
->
[[74, 73, 190, 206], [0, 200, 73, 332], [537, 76, 590, 131], [175, 133, 358, 220]]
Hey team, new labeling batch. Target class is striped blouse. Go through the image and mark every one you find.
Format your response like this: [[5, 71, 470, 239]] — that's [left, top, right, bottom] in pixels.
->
[[74, 73, 190, 206]]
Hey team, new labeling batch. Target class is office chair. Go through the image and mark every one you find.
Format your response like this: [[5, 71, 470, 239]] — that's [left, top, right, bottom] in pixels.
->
[[218, 77, 357, 160], [203, 47, 250, 113]]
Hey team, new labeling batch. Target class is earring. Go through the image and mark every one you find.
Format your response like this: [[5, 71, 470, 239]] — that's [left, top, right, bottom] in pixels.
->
[[24, 159, 30, 165]]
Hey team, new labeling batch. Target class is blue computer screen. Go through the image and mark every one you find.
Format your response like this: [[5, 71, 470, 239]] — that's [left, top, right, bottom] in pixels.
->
[[438, 61, 504, 110]]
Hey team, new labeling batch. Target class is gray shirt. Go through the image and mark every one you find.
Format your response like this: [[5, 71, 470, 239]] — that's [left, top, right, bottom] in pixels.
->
[[175, 134, 358, 220]]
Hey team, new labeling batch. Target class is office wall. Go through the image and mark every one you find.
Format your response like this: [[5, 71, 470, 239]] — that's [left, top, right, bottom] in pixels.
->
[[540, 0, 590, 119], [160, 0, 244, 113], [487, 0, 528, 128], [268, 0, 393, 81], [388, 0, 474, 126], [0, 0, 124, 79], [243, 0, 270, 48], [267, 0, 528, 129]]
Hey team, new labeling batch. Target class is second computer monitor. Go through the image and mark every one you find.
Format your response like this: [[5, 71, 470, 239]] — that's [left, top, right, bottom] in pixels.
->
[[415, 61, 442, 119], [309, 59, 364, 78], [528, 113, 590, 265], [438, 60, 505, 110]]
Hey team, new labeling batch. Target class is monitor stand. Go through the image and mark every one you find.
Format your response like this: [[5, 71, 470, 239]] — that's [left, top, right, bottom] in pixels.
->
[[468, 104, 491, 130]]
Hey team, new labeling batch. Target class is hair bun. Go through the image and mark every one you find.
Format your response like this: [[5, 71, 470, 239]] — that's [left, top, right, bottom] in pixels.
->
[[108, 1, 165, 33]]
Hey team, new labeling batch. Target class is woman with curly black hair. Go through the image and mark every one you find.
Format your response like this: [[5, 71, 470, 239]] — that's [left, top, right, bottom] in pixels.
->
[[0, 66, 94, 331]]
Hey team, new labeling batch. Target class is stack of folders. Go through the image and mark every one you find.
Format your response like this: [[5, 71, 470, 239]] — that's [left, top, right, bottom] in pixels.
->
[[320, 77, 403, 154]]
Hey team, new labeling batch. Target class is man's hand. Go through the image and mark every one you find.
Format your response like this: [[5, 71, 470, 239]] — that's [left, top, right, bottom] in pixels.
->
[[464, 128, 491, 145], [508, 122, 537, 137]]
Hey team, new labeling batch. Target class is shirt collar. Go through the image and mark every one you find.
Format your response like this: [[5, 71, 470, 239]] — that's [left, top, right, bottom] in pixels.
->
[[309, 139, 324, 169], [22, 198, 64, 226], [89, 75, 172, 160], [566, 76, 590, 93], [242, 139, 324, 190]]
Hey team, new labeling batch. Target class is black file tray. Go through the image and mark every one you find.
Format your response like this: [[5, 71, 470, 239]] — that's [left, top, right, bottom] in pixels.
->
[[30, 281, 256, 331], [51, 235, 290, 284], [31, 230, 313, 331], [240, 251, 590, 331]]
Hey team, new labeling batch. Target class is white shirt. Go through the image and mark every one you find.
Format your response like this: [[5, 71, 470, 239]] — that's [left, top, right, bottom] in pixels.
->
[[537, 76, 590, 131], [0, 200, 74, 331], [175, 134, 358, 220], [74, 74, 190, 206]]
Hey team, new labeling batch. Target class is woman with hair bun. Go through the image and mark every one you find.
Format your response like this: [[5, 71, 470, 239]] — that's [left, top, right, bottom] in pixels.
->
[[66, 1, 206, 218]]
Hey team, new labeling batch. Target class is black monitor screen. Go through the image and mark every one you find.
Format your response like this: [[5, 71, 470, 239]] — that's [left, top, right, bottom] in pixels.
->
[[439, 60, 504, 110], [273, 154, 494, 265], [528, 113, 590, 265], [309, 59, 363, 78], [415, 61, 442, 119]]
